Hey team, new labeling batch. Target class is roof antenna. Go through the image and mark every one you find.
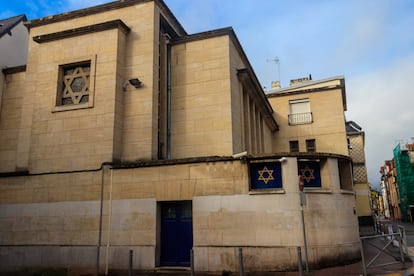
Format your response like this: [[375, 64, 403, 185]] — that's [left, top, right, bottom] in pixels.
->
[[267, 56, 280, 83]]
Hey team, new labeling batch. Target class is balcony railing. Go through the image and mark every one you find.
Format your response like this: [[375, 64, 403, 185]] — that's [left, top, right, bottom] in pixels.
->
[[288, 112, 313, 125]]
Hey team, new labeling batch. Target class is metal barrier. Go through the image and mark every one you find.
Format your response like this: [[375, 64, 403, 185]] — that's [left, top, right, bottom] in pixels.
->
[[360, 221, 407, 276]]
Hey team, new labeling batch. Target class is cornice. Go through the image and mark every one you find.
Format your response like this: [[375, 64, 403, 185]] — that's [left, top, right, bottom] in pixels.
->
[[32, 19, 130, 43]]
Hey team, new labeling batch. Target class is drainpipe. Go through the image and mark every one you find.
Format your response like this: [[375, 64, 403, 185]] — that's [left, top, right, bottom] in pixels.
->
[[105, 169, 114, 275], [166, 41, 172, 160], [97, 163, 109, 275]]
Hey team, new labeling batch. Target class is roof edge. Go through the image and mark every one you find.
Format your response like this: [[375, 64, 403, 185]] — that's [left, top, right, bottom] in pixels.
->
[[24, 0, 186, 35], [268, 75, 345, 94], [2, 65, 27, 74], [32, 19, 130, 43], [267, 75, 347, 111], [0, 14, 27, 38], [171, 26, 234, 44]]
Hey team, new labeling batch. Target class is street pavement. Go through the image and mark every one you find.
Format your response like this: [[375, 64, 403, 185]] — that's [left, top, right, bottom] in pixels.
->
[[269, 220, 414, 276]]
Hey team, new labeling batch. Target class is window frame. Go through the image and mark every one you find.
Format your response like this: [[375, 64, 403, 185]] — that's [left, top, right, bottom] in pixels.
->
[[306, 139, 316, 152], [249, 161, 283, 191], [298, 159, 322, 189], [53, 55, 96, 112], [288, 98, 313, 125], [338, 159, 353, 191], [289, 140, 299, 153]]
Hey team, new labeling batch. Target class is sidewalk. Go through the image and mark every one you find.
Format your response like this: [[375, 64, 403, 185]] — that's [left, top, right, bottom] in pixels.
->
[[288, 222, 414, 276]]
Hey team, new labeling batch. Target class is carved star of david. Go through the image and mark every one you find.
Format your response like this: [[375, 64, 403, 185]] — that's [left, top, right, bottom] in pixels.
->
[[301, 165, 315, 183], [62, 66, 90, 105], [258, 166, 274, 184]]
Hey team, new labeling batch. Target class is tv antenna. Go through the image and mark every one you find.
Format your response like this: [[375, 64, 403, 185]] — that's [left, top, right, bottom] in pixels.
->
[[267, 56, 280, 82]]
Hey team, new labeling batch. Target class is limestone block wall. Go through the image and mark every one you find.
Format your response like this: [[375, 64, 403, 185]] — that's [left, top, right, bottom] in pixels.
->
[[0, 71, 25, 172], [170, 33, 276, 159], [0, 168, 157, 271], [170, 36, 234, 158], [192, 157, 359, 272], [0, 156, 359, 272], [14, 2, 170, 171], [228, 37, 274, 155], [27, 28, 125, 173], [269, 89, 348, 155], [0, 170, 102, 271]]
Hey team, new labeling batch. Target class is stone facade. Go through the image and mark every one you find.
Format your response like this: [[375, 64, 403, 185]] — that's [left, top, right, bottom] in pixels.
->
[[380, 160, 401, 220], [0, 0, 359, 273], [267, 77, 349, 156]]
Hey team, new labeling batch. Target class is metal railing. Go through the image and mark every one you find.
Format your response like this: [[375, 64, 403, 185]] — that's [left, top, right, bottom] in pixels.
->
[[288, 112, 313, 125], [360, 221, 407, 276]]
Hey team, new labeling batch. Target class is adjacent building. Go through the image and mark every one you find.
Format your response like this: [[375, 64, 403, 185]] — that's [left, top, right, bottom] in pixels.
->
[[0, 14, 29, 127], [0, 0, 359, 273], [346, 121, 372, 225], [268, 76, 349, 156], [393, 141, 414, 221], [0, 14, 28, 68], [380, 160, 401, 220]]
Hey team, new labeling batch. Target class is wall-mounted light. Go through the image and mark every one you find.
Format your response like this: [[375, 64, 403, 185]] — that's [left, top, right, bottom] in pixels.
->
[[123, 78, 142, 91]]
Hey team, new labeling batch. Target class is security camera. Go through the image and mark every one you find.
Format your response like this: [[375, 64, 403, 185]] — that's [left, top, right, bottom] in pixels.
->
[[278, 157, 287, 163]]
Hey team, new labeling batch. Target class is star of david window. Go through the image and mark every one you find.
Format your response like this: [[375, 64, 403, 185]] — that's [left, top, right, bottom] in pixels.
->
[[249, 162, 282, 190], [57, 61, 90, 106], [297, 160, 321, 188]]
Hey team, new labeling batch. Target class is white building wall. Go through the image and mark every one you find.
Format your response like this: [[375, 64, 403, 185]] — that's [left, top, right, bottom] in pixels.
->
[[0, 21, 28, 69]]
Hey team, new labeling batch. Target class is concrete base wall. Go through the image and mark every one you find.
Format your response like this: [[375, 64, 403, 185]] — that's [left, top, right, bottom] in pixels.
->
[[0, 245, 155, 272], [0, 158, 360, 273], [0, 243, 360, 273], [194, 244, 360, 272]]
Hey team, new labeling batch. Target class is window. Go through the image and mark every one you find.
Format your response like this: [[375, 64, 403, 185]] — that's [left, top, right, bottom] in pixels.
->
[[298, 160, 321, 188], [250, 162, 282, 190], [338, 159, 353, 191], [288, 99, 312, 125], [54, 56, 96, 112], [306, 139, 316, 152], [57, 61, 90, 106], [289, 140, 299, 153]]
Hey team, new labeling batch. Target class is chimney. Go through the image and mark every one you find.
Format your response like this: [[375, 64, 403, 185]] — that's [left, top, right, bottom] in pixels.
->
[[271, 81, 281, 89], [290, 75, 312, 86]]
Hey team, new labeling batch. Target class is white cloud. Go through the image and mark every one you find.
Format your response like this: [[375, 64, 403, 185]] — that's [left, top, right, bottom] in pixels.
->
[[332, 2, 389, 68], [347, 53, 414, 189]]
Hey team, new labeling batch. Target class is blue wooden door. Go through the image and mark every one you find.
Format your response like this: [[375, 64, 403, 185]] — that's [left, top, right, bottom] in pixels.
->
[[160, 201, 193, 266]]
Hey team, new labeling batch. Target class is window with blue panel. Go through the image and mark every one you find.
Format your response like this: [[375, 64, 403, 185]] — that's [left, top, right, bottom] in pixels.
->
[[250, 162, 282, 189], [298, 160, 321, 188]]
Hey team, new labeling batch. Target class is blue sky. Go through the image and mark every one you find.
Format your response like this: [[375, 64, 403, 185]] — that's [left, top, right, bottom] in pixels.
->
[[1, 0, 414, 189]]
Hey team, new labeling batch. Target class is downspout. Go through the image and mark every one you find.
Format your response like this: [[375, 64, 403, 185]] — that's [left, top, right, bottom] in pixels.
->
[[97, 165, 104, 275], [166, 40, 172, 160], [97, 163, 109, 275], [105, 169, 114, 275]]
